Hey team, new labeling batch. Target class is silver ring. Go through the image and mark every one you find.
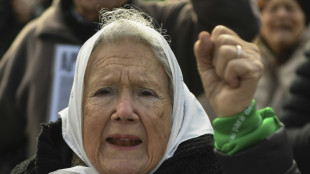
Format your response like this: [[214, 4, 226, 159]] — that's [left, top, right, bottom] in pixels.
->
[[236, 45, 242, 58]]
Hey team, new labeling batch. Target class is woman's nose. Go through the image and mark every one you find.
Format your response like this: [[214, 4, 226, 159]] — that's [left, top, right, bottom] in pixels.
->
[[276, 6, 289, 17], [112, 95, 139, 123]]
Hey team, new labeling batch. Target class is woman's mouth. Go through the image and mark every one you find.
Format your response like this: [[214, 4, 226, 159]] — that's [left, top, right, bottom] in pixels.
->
[[106, 137, 142, 146]]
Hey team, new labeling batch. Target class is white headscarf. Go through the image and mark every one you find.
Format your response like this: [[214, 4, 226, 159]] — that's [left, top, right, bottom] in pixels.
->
[[54, 19, 213, 174]]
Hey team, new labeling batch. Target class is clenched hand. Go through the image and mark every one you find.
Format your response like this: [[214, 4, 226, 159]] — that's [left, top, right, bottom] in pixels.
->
[[194, 25, 263, 117]]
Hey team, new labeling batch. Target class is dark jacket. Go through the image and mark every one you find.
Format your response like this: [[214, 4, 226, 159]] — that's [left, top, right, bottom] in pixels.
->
[[10, 119, 222, 174], [214, 127, 300, 174], [279, 45, 310, 174], [0, 0, 30, 58], [11, 120, 299, 174], [0, 0, 260, 172]]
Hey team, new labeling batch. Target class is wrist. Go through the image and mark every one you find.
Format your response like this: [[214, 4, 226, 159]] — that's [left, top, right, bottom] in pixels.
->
[[213, 100, 258, 143], [212, 101, 282, 155], [215, 99, 254, 118]]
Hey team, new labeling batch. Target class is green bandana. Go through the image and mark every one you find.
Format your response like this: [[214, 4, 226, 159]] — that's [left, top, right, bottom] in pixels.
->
[[213, 100, 282, 155]]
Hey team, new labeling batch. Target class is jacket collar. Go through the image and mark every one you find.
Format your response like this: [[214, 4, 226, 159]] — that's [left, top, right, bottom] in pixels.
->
[[33, 0, 98, 43]]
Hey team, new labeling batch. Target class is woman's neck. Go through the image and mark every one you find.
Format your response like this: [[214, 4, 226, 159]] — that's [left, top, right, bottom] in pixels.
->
[[262, 38, 298, 65]]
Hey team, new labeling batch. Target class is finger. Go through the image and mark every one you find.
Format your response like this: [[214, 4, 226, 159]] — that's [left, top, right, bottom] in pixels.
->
[[210, 26, 245, 72], [211, 25, 239, 41], [213, 40, 260, 81], [224, 58, 264, 88], [213, 45, 236, 79], [194, 31, 214, 73], [215, 44, 254, 78]]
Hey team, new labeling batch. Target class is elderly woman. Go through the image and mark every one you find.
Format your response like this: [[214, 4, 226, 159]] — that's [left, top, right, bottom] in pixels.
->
[[11, 8, 298, 174], [254, 0, 310, 116]]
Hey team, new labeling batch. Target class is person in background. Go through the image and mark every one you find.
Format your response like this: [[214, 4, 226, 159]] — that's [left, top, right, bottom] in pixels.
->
[[1, 0, 33, 58], [11, 8, 298, 174], [0, 0, 52, 58], [279, 40, 310, 174], [0, 0, 260, 172], [196, 0, 310, 172], [253, 0, 310, 116], [279, 2, 310, 171], [253, 0, 310, 172]]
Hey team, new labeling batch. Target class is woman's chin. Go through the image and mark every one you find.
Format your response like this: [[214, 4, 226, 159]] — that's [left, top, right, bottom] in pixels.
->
[[98, 159, 149, 174]]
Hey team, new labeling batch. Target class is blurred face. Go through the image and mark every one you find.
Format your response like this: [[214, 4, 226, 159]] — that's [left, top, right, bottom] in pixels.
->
[[11, 0, 33, 22], [83, 39, 172, 174], [73, 0, 128, 21], [260, 0, 306, 54]]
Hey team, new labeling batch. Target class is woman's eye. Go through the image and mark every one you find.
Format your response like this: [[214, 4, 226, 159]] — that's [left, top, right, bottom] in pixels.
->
[[140, 89, 156, 97], [94, 88, 112, 96]]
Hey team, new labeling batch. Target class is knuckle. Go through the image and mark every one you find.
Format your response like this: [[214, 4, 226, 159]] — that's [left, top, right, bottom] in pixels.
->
[[218, 45, 234, 60], [216, 34, 232, 45], [213, 25, 227, 34]]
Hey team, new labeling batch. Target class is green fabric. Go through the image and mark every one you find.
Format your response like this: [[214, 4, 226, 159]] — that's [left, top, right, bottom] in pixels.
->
[[213, 100, 282, 155]]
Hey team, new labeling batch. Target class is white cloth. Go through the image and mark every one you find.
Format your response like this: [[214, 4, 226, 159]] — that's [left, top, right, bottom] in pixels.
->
[[56, 20, 213, 174]]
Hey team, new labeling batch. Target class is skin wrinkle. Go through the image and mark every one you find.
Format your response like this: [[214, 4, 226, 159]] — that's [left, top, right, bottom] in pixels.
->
[[195, 26, 263, 116], [87, 54, 166, 99], [82, 39, 172, 174], [88, 67, 164, 100], [94, 37, 174, 100]]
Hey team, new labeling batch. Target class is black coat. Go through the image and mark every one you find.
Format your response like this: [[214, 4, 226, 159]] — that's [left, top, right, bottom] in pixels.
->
[[11, 119, 299, 174], [10, 119, 222, 174], [280, 48, 310, 174]]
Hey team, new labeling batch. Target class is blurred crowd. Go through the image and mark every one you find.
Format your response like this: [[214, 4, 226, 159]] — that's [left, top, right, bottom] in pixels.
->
[[0, 0, 310, 173], [0, 0, 52, 58]]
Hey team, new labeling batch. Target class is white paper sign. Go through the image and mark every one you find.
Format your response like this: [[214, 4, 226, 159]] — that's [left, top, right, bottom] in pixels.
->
[[49, 44, 80, 122]]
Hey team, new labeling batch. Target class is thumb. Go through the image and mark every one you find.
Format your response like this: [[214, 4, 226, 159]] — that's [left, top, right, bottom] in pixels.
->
[[194, 31, 214, 73]]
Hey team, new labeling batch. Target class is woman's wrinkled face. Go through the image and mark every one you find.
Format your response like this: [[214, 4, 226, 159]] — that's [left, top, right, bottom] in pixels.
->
[[83, 39, 172, 174], [260, 0, 305, 52]]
